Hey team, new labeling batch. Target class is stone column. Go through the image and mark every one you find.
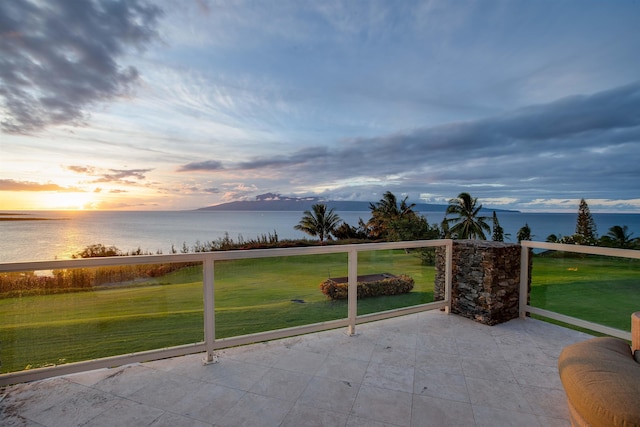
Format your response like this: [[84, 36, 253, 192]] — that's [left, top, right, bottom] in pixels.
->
[[435, 240, 530, 326]]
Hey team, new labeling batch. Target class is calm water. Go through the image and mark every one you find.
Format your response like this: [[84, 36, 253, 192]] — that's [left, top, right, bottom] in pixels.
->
[[2, 210, 639, 263]]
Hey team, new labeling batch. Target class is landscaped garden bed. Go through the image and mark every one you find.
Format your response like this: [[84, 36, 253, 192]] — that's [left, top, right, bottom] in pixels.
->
[[319, 273, 415, 300]]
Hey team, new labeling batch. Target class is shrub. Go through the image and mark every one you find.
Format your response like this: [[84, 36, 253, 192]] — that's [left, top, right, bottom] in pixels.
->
[[319, 274, 414, 300]]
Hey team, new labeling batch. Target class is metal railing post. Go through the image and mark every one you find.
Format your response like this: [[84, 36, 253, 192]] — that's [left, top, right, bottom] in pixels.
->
[[347, 249, 358, 335], [203, 257, 218, 363], [519, 243, 529, 319]]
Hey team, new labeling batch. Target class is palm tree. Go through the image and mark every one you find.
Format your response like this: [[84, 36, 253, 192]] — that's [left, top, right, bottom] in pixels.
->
[[294, 203, 342, 243], [367, 191, 416, 239], [603, 225, 635, 249], [445, 192, 490, 239], [517, 223, 532, 243]]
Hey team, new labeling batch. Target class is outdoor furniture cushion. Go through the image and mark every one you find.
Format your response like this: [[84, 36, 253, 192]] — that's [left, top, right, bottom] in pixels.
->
[[558, 337, 640, 427]]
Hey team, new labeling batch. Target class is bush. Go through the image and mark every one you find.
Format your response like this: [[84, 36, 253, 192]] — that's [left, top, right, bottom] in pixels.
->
[[319, 274, 414, 300]]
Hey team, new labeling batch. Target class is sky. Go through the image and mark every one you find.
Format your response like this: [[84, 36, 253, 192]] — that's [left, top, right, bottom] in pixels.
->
[[1, 0, 639, 212]]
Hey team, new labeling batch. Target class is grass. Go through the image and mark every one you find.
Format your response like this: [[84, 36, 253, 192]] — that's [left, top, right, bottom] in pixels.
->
[[0, 250, 434, 373], [529, 255, 640, 331], [1, 275, 206, 372], [212, 251, 435, 336], [1, 250, 638, 374]]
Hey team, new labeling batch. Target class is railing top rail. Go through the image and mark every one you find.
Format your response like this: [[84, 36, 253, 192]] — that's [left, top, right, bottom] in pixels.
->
[[521, 240, 640, 259], [0, 239, 452, 273]]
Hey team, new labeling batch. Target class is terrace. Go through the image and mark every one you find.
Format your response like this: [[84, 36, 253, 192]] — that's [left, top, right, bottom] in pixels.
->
[[2, 310, 592, 426], [1, 240, 638, 426]]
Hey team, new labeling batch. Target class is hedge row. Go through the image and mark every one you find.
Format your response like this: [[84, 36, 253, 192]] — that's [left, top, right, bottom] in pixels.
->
[[319, 274, 414, 300], [0, 263, 198, 298]]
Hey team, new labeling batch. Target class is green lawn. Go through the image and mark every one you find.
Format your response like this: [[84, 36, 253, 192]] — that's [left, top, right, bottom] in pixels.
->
[[1, 250, 638, 374], [529, 255, 640, 331], [213, 251, 435, 336], [0, 250, 434, 373], [1, 276, 206, 372]]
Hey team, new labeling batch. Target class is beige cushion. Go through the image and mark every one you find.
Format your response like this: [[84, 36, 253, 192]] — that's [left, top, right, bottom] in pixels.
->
[[558, 337, 640, 427]]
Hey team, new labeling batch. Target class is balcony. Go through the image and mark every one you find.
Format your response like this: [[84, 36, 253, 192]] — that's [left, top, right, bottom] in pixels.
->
[[1, 310, 593, 426], [1, 240, 638, 425]]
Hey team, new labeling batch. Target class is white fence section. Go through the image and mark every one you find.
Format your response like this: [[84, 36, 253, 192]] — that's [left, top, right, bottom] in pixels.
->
[[3, 239, 637, 386], [0, 240, 452, 386], [519, 241, 640, 341]]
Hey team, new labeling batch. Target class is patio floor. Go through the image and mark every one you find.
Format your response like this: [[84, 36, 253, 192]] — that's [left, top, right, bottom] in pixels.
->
[[1, 310, 593, 426]]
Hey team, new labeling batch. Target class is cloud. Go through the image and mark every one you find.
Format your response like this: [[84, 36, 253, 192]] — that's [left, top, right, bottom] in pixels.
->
[[91, 168, 153, 183], [67, 165, 96, 174], [219, 182, 259, 201], [65, 164, 154, 186], [177, 160, 225, 172], [238, 147, 329, 170], [522, 198, 640, 212], [226, 81, 640, 201], [0, 179, 82, 192], [89, 200, 159, 210], [0, 0, 162, 133], [66, 164, 152, 182], [482, 197, 519, 206]]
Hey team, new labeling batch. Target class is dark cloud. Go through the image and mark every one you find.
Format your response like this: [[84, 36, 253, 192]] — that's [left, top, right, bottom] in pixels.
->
[[238, 147, 329, 170], [339, 81, 640, 174], [203, 187, 220, 193], [0, 179, 82, 192], [0, 0, 162, 133], [178, 160, 225, 172], [231, 82, 640, 200]]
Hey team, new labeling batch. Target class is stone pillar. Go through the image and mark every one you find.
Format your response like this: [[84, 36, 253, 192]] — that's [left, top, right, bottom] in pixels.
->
[[435, 240, 530, 326]]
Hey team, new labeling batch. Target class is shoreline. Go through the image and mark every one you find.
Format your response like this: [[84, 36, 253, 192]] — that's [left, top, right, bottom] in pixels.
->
[[1, 210, 639, 264]]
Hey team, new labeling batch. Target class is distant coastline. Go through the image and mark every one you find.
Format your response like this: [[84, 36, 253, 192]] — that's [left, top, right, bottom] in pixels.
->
[[1, 210, 638, 263], [197, 199, 519, 213], [0, 213, 63, 221]]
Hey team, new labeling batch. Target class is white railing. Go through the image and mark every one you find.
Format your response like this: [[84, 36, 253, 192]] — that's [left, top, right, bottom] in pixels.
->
[[519, 241, 640, 340], [0, 240, 452, 386]]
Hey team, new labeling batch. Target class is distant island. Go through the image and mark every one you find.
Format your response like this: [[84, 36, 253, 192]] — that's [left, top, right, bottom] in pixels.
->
[[0, 213, 64, 221], [197, 193, 519, 213]]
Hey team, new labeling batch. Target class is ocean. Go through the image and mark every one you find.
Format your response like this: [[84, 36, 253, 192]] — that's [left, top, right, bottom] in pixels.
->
[[2, 210, 639, 263]]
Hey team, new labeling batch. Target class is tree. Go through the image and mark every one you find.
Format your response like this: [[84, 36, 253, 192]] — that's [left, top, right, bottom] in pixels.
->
[[332, 221, 368, 240], [440, 218, 451, 238], [517, 223, 532, 243], [445, 192, 491, 239], [491, 211, 505, 242], [575, 198, 597, 245], [294, 203, 342, 243], [367, 191, 417, 239], [600, 225, 635, 249], [387, 214, 441, 242], [546, 234, 559, 243], [72, 244, 121, 258]]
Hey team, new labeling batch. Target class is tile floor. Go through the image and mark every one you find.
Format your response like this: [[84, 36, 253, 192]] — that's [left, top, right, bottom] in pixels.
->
[[0, 311, 593, 426]]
